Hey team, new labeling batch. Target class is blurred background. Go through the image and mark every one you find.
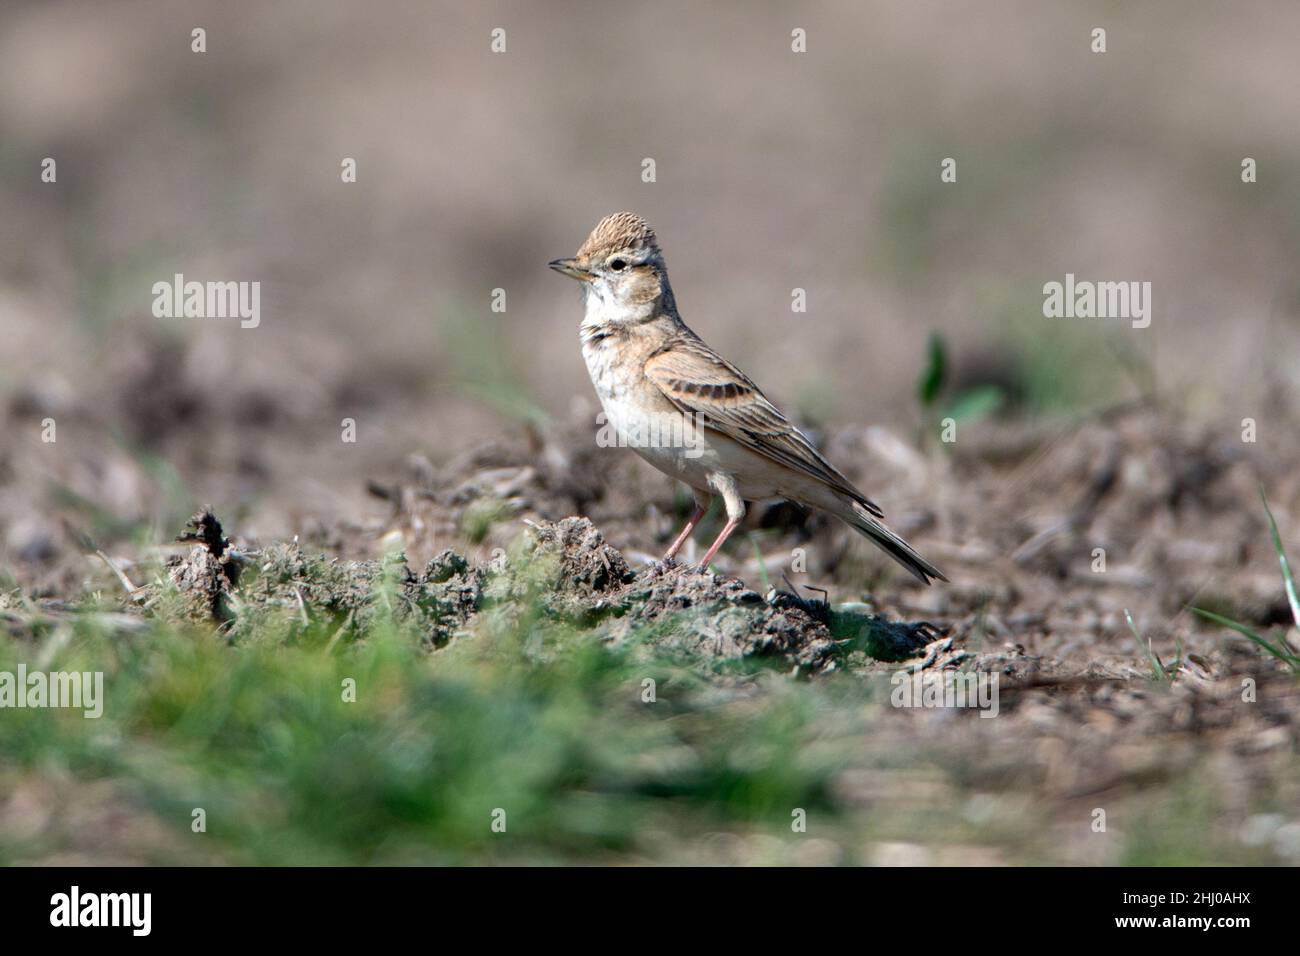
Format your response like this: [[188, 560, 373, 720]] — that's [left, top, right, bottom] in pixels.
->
[[3, 0, 1299, 581], [4, 0, 1300, 868]]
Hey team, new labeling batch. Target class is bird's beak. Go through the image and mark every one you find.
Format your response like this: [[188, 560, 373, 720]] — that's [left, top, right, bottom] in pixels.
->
[[548, 257, 594, 282]]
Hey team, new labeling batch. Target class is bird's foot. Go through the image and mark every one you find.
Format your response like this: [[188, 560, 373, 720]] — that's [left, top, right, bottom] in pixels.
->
[[649, 556, 680, 575]]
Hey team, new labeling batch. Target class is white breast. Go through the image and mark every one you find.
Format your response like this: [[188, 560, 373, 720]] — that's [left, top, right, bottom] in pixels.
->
[[580, 336, 784, 502], [577, 297, 788, 501]]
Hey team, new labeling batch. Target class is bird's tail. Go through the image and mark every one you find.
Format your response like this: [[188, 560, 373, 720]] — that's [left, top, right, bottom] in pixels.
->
[[831, 498, 948, 586]]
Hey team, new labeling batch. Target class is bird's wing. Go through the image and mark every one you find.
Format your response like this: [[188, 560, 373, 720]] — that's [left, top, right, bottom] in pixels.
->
[[643, 332, 883, 517]]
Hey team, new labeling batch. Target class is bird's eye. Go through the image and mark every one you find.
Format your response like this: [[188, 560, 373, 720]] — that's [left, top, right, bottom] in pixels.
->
[[609, 258, 627, 272]]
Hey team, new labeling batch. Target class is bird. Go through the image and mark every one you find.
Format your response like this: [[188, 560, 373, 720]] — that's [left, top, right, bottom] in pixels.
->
[[549, 212, 946, 585]]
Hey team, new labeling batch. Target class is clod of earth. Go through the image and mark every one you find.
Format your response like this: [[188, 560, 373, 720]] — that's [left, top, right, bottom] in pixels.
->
[[152, 511, 940, 671]]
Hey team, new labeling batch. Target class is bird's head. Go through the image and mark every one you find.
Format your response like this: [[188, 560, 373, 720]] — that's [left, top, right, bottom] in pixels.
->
[[549, 212, 673, 320]]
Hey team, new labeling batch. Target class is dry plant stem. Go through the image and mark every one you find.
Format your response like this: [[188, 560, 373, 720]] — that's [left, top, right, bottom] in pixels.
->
[[94, 549, 142, 602]]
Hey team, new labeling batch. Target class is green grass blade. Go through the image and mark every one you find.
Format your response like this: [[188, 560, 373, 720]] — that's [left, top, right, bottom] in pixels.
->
[[749, 534, 771, 593], [1124, 609, 1169, 683], [1191, 607, 1300, 669], [943, 385, 1005, 424], [917, 332, 946, 407], [1259, 489, 1300, 631]]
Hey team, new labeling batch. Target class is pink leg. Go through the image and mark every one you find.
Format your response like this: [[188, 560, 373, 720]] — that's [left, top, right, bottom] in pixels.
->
[[663, 499, 710, 562], [695, 515, 742, 570]]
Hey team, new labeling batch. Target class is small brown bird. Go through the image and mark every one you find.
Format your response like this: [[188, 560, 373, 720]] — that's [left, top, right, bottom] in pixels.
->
[[550, 212, 945, 584]]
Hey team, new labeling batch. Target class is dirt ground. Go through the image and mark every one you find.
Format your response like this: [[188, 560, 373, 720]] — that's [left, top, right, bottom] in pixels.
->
[[6, 390, 1297, 864], [3, 1, 1300, 865]]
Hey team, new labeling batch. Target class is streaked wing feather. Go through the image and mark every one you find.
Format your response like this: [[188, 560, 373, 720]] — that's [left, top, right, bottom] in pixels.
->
[[644, 334, 883, 517]]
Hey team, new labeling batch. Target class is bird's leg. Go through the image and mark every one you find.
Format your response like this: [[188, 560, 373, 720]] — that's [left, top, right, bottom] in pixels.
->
[[694, 482, 745, 571], [662, 493, 712, 563], [662, 507, 706, 563], [695, 515, 742, 571]]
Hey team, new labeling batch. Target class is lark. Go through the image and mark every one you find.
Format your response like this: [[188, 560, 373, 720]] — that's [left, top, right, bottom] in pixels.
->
[[549, 212, 946, 584]]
